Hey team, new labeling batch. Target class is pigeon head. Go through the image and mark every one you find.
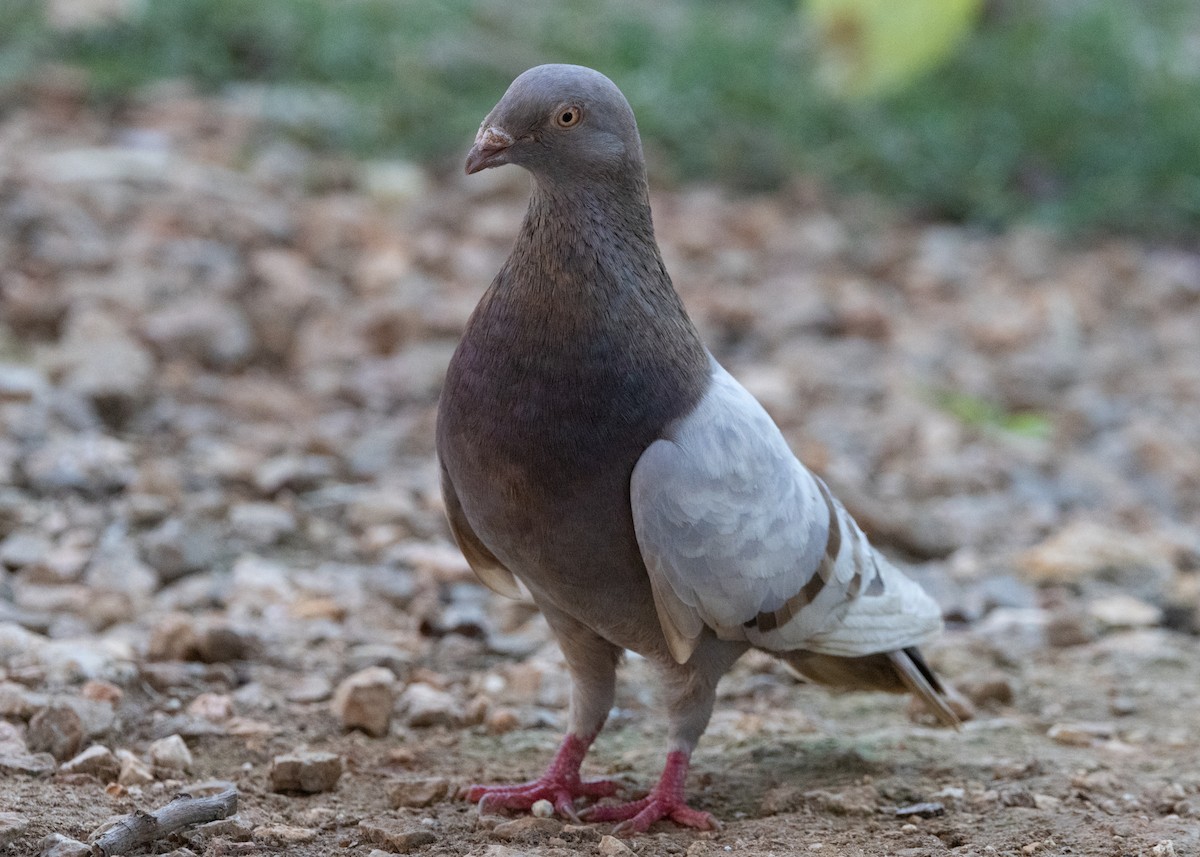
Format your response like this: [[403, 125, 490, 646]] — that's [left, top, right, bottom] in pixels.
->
[[465, 64, 644, 184]]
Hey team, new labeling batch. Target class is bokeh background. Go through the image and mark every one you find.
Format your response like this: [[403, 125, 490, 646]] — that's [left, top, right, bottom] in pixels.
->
[[5, 0, 1200, 234], [3, 2, 1200, 854]]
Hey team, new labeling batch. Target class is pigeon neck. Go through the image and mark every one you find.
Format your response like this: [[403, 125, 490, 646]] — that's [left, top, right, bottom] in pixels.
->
[[472, 166, 707, 390], [514, 170, 674, 306], [527, 169, 656, 245]]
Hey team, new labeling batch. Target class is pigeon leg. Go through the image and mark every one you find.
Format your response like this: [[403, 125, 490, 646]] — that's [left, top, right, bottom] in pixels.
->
[[468, 605, 622, 820], [467, 731, 620, 820], [582, 749, 718, 833], [584, 637, 744, 833]]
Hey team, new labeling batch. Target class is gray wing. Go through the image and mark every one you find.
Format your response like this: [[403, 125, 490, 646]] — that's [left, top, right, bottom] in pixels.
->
[[631, 357, 943, 664]]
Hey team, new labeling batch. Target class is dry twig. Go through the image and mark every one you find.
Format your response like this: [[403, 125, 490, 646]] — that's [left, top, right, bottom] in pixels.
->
[[89, 783, 238, 856]]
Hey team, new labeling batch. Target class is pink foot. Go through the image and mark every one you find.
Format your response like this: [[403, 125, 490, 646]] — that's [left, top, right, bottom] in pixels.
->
[[582, 750, 720, 834], [466, 733, 620, 822]]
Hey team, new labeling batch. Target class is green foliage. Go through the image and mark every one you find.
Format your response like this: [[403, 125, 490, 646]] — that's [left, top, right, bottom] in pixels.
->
[[820, 0, 1200, 234], [8, 0, 1200, 235], [0, 0, 49, 87], [935, 390, 1051, 439]]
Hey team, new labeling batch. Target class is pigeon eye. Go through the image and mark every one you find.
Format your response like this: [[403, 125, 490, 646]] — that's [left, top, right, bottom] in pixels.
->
[[554, 106, 583, 129]]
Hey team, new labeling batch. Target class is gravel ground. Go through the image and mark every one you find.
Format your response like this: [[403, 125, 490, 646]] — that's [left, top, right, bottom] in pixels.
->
[[1, 78, 1200, 857]]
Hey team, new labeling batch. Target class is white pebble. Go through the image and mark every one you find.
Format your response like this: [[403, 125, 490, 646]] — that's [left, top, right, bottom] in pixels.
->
[[530, 799, 554, 818]]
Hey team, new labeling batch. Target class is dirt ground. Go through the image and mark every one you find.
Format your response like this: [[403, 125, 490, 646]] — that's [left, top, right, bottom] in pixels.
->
[[2, 77, 1200, 857]]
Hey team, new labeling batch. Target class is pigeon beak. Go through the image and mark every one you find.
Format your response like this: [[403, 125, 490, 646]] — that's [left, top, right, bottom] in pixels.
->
[[465, 126, 515, 175]]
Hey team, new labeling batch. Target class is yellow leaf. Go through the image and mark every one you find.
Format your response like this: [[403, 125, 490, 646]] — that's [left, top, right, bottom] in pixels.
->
[[806, 0, 982, 99]]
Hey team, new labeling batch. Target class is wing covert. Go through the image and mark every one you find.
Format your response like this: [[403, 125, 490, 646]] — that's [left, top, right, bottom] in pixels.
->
[[631, 357, 942, 664]]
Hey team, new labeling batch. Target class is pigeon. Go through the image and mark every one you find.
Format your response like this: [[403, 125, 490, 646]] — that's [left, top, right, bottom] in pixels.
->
[[438, 64, 961, 834]]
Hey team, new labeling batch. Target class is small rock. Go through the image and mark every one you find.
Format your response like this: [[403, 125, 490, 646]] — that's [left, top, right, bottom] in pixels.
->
[[345, 643, 414, 676], [148, 734, 192, 772], [269, 751, 343, 794], [27, 704, 84, 761], [29, 636, 136, 684], [1017, 521, 1173, 593], [147, 613, 200, 661], [390, 541, 472, 582], [998, 787, 1037, 808], [530, 798, 554, 818], [1047, 722, 1114, 747], [0, 530, 51, 569], [229, 502, 297, 546], [80, 680, 123, 706], [142, 296, 256, 369], [0, 364, 46, 402], [464, 694, 491, 726], [0, 751, 56, 776], [389, 776, 451, 808], [331, 666, 396, 737], [0, 811, 29, 847], [598, 834, 635, 855], [1087, 594, 1163, 629], [21, 434, 134, 496], [290, 596, 346, 622], [54, 308, 154, 425], [931, 785, 966, 802], [116, 749, 154, 785], [0, 722, 26, 755], [187, 692, 234, 722], [1109, 696, 1138, 716], [253, 455, 335, 495], [489, 816, 560, 841], [226, 717, 277, 738], [805, 787, 878, 816], [957, 676, 1015, 709], [561, 823, 601, 841], [486, 706, 520, 734], [60, 744, 119, 781], [0, 681, 44, 718], [480, 847, 528, 857], [360, 819, 438, 852], [973, 607, 1048, 653], [253, 824, 318, 845], [195, 624, 253, 663], [140, 518, 221, 582], [285, 674, 332, 703], [894, 802, 944, 818], [1174, 797, 1200, 818], [399, 682, 462, 728], [188, 817, 254, 845], [1033, 793, 1061, 810], [36, 833, 91, 857], [1045, 611, 1095, 647], [147, 615, 252, 664]]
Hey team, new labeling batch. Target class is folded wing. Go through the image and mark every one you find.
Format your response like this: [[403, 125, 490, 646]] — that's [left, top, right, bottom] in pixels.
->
[[631, 357, 942, 665]]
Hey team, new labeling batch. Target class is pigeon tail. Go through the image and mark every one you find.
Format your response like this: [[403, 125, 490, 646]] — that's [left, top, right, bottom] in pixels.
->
[[887, 647, 963, 729]]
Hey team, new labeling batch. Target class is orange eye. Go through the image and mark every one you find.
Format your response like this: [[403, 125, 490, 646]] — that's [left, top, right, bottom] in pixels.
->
[[554, 105, 583, 128]]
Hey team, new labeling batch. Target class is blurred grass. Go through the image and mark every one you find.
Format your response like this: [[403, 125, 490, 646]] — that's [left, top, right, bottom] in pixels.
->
[[935, 390, 1052, 439], [5, 0, 1200, 235]]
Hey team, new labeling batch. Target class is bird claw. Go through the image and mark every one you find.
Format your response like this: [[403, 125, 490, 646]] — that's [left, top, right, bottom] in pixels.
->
[[581, 749, 719, 834], [584, 795, 720, 835], [468, 776, 620, 820]]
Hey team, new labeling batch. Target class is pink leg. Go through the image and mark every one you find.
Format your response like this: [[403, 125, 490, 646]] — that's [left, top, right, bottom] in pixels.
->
[[582, 750, 719, 834], [466, 733, 620, 821]]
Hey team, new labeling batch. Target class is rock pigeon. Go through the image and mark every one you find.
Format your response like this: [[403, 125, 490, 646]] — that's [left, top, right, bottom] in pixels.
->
[[437, 63, 961, 834]]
